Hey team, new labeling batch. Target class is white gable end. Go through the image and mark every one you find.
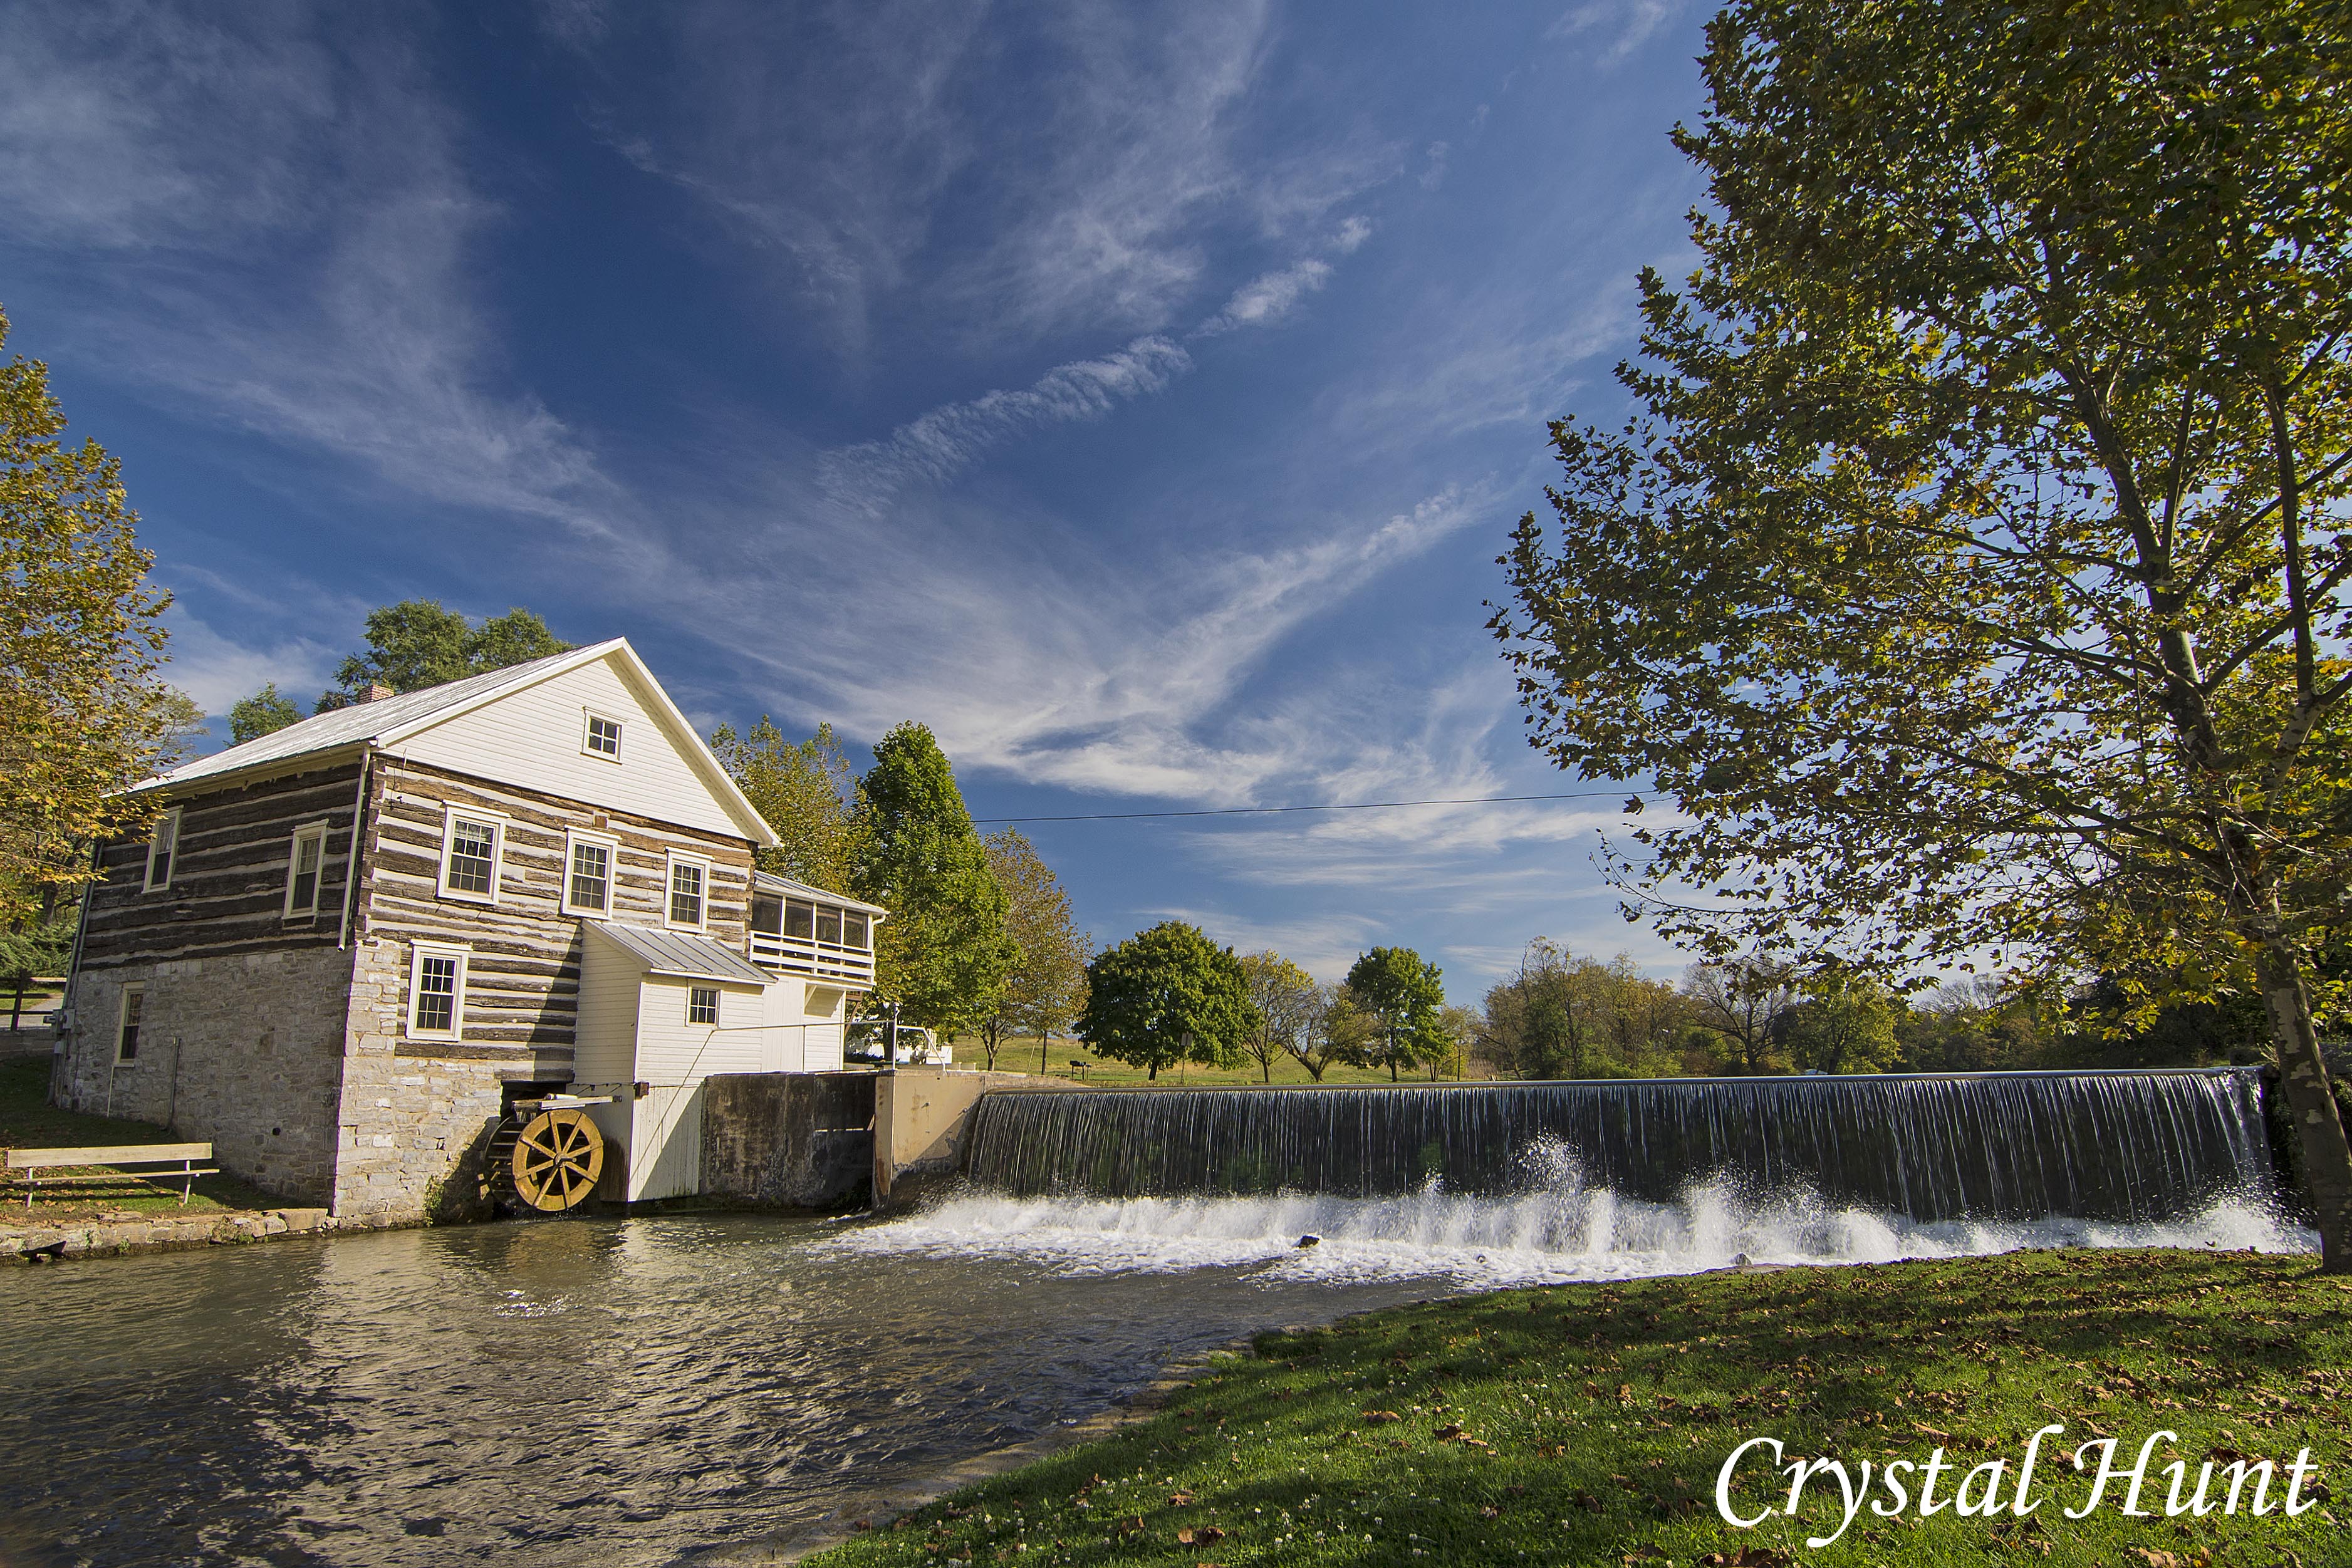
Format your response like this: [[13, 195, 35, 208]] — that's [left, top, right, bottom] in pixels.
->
[[388, 654, 744, 838]]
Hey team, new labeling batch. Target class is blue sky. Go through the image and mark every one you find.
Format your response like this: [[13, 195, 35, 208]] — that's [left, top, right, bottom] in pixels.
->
[[1, 1, 1710, 999]]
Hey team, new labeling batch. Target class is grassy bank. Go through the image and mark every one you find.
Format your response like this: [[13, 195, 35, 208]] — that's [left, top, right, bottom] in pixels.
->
[[809, 1249, 2348, 1567], [0, 1057, 276, 1223]]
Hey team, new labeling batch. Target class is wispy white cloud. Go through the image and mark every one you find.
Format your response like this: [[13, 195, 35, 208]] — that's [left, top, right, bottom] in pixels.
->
[[818, 335, 1191, 513], [1197, 257, 1333, 336], [157, 609, 341, 715], [1549, 0, 1683, 68], [1419, 140, 1451, 191]]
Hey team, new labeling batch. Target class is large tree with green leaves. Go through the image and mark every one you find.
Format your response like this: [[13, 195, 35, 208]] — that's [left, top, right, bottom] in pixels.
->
[[711, 718, 865, 893], [229, 683, 303, 744], [851, 722, 1016, 1036], [1236, 950, 1319, 1083], [315, 600, 570, 710], [980, 828, 1091, 1071], [1344, 946, 1448, 1082], [0, 307, 174, 928], [1490, 0, 2352, 1267], [1076, 921, 1256, 1081]]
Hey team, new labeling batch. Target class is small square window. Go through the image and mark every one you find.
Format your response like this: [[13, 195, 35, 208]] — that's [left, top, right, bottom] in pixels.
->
[[668, 858, 706, 928], [115, 987, 145, 1064], [687, 985, 719, 1025], [583, 713, 623, 760]]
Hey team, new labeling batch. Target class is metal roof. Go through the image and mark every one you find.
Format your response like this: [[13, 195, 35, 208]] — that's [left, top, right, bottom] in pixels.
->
[[586, 922, 774, 986], [140, 641, 627, 792], [751, 870, 888, 917]]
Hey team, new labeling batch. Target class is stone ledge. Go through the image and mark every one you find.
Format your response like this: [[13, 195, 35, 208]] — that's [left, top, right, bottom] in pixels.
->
[[0, 1205, 412, 1264]]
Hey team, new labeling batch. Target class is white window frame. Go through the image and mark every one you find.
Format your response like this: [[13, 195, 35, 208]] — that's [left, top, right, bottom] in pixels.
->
[[114, 984, 146, 1065], [283, 821, 330, 921], [436, 805, 509, 905], [143, 806, 182, 892], [581, 709, 625, 762], [407, 942, 469, 1041], [665, 851, 711, 932], [561, 828, 620, 918], [687, 985, 720, 1026]]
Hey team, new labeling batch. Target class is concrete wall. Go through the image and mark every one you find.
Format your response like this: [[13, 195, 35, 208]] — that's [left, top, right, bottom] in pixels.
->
[[872, 1068, 1067, 1208], [700, 1072, 876, 1208], [56, 945, 356, 1207]]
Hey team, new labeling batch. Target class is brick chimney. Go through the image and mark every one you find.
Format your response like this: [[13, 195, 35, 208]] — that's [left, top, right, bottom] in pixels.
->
[[355, 683, 395, 705]]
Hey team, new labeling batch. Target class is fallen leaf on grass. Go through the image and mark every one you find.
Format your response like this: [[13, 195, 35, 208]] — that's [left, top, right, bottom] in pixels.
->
[[1114, 1516, 1145, 1537], [1434, 1424, 1464, 1442], [1166, 1492, 1195, 1507], [1176, 1527, 1227, 1545], [1363, 1410, 1404, 1425]]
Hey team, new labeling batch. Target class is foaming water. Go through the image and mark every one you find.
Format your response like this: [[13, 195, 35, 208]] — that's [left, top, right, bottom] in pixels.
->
[[846, 1178, 2314, 1291]]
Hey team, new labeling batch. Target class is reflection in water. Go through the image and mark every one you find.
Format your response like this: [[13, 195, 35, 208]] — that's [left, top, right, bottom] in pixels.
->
[[2, 1188, 2314, 1568], [0, 1214, 1449, 1568]]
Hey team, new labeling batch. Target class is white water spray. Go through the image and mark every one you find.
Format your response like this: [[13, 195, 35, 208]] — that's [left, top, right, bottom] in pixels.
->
[[841, 1176, 2311, 1290]]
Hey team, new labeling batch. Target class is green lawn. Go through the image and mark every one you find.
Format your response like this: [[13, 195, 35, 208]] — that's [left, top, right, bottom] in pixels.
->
[[0, 1056, 278, 1222], [809, 1249, 2348, 1568], [951, 1036, 1487, 1089]]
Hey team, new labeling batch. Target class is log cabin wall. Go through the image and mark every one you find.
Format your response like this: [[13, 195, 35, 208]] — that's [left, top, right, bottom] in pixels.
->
[[55, 757, 371, 1206]]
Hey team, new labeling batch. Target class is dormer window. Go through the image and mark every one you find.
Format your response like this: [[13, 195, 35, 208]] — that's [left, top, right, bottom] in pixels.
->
[[583, 712, 623, 761], [144, 807, 181, 891]]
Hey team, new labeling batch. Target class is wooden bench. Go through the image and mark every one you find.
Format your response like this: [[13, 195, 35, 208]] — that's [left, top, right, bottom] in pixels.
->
[[5, 1143, 217, 1211]]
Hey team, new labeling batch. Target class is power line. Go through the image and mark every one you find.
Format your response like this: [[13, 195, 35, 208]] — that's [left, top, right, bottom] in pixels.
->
[[971, 790, 1637, 825]]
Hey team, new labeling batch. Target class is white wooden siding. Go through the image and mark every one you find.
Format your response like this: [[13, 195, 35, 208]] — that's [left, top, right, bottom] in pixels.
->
[[626, 1083, 704, 1201], [803, 1022, 845, 1072], [634, 977, 769, 1081], [390, 656, 743, 838], [573, 937, 645, 1083]]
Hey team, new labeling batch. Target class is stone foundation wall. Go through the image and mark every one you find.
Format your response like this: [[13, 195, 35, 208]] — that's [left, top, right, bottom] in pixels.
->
[[328, 937, 511, 1224], [57, 948, 356, 1207]]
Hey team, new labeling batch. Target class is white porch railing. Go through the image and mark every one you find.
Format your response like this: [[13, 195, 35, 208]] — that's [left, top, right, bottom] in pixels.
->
[[749, 931, 875, 987]]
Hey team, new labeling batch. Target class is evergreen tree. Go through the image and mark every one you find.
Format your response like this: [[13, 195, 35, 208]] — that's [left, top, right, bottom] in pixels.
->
[[850, 722, 1015, 1036]]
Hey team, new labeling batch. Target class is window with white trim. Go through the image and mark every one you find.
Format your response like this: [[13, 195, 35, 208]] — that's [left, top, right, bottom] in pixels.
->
[[144, 807, 182, 892], [667, 854, 708, 930], [687, 985, 719, 1025], [583, 711, 623, 761], [563, 829, 617, 917], [408, 943, 468, 1039], [437, 807, 506, 903], [115, 985, 145, 1064], [284, 823, 328, 920]]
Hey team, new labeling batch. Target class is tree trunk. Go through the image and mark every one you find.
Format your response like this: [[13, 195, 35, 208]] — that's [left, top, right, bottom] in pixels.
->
[[2254, 943, 2352, 1273], [1039, 1032, 1049, 1075]]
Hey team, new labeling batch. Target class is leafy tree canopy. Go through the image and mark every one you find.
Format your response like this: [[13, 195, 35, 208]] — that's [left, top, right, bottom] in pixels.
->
[[1343, 946, 1449, 1082], [981, 828, 1091, 1070], [1777, 972, 1901, 1075], [1489, 0, 2352, 1267], [319, 600, 570, 710], [0, 306, 173, 926], [851, 722, 1015, 1035], [1237, 950, 1319, 1083], [229, 683, 304, 745], [712, 718, 864, 893], [1077, 920, 1256, 1081]]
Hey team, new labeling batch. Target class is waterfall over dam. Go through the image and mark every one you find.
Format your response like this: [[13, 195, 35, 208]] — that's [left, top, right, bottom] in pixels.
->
[[960, 1069, 2277, 1225]]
